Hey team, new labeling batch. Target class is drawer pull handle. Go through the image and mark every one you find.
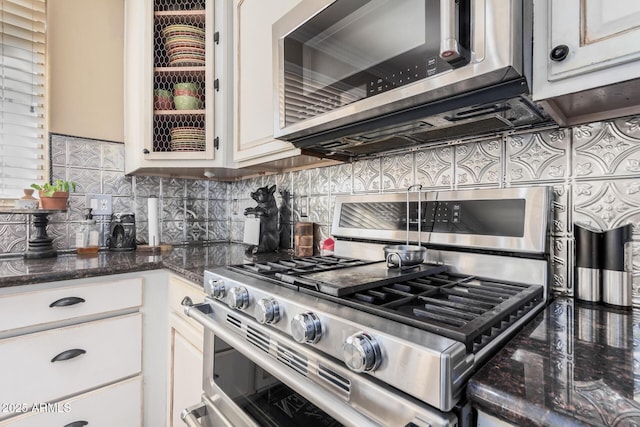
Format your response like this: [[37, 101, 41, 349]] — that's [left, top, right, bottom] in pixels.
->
[[51, 349, 86, 363], [64, 422, 88, 427], [49, 297, 86, 307]]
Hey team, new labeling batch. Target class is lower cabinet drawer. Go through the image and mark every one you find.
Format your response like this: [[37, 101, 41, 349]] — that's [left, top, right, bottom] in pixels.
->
[[0, 313, 141, 419], [0, 278, 143, 333], [0, 376, 142, 427]]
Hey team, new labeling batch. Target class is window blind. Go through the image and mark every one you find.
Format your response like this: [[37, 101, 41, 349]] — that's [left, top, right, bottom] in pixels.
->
[[0, 0, 46, 199]]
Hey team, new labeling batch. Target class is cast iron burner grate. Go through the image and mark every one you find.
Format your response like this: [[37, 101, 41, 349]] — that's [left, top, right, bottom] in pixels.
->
[[229, 256, 375, 277], [340, 272, 544, 353]]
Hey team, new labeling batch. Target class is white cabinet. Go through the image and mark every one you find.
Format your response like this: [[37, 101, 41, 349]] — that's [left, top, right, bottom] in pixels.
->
[[533, 0, 640, 125], [124, 0, 234, 175], [0, 277, 144, 425], [232, 0, 305, 167], [0, 377, 142, 427], [0, 314, 141, 409], [166, 275, 205, 427], [0, 277, 142, 334]]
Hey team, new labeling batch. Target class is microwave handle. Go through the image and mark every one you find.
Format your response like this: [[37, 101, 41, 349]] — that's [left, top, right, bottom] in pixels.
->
[[440, 0, 462, 64]]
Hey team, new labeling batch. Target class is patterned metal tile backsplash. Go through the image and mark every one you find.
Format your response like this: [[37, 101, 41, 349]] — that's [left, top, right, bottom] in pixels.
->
[[0, 134, 232, 257], [2, 119, 639, 303], [228, 116, 640, 303]]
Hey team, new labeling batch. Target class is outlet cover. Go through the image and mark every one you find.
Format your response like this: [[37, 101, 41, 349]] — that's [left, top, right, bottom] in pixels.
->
[[85, 193, 112, 216]]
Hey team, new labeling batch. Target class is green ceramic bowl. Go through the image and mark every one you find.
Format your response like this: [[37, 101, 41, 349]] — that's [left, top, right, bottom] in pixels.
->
[[173, 95, 202, 110], [174, 82, 199, 92]]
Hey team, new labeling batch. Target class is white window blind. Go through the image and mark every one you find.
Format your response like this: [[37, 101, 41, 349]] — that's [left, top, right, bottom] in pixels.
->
[[0, 0, 46, 199]]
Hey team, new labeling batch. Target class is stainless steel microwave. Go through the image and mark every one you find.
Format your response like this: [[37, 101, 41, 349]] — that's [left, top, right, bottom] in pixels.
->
[[273, 0, 550, 159]]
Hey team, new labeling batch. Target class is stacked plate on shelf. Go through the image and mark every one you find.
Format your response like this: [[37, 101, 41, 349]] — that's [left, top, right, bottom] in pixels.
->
[[163, 24, 205, 66], [170, 126, 206, 152]]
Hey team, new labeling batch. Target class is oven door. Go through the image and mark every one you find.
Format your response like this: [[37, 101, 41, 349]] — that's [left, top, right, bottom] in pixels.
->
[[180, 305, 378, 427], [273, 0, 473, 139], [181, 301, 458, 427]]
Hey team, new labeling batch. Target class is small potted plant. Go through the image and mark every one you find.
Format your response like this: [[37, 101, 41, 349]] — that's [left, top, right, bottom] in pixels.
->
[[30, 180, 77, 210]]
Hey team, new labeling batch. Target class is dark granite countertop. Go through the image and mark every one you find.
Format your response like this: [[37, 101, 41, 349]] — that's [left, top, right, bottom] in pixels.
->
[[467, 297, 640, 426], [0, 243, 294, 288]]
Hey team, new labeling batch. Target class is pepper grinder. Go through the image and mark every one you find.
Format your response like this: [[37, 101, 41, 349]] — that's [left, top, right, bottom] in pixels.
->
[[602, 224, 633, 308]]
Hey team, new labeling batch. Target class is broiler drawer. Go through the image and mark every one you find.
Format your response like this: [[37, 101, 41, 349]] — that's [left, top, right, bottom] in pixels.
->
[[0, 278, 142, 333], [0, 313, 141, 419]]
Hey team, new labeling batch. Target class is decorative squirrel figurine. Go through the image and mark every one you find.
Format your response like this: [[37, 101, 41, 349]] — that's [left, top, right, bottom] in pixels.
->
[[244, 184, 279, 254]]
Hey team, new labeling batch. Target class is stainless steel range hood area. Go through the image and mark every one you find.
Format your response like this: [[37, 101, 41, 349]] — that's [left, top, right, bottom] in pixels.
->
[[290, 80, 551, 158], [272, 0, 553, 159]]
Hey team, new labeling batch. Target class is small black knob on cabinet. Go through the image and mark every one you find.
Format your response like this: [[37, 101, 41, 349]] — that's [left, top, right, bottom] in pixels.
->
[[550, 44, 569, 61], [143, 148, 150, 154]]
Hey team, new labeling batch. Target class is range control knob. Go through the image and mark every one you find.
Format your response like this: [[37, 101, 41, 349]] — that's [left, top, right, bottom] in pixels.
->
[[206, 279, 226, 300], [343, 332, 382, 373], [227, 286, 249, 309], [291, 313, 322, 343], [254, 298, 280, 324]]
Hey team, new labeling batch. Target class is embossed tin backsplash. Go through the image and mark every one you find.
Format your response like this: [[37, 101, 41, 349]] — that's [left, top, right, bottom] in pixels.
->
[[0, 117, 638, 302], [229, 117, 640, 302]]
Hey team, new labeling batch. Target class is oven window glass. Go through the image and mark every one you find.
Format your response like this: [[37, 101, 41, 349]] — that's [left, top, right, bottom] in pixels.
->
[[282, 0, 451, 126], [213, 337, 343, 427]]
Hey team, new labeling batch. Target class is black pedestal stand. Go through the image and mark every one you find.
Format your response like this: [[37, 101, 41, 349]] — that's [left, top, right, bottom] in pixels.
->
[[25, 211, 61, 259], [0, 209, 66, 259]]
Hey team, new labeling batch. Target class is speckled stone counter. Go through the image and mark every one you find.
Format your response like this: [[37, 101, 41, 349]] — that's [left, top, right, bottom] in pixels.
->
[[467, 297, 640, 426], [0, 243, 294, 288]]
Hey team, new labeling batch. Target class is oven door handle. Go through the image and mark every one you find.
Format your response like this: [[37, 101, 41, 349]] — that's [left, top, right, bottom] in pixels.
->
[[180, 401, 207, 427], [181, 396, 235, 427]]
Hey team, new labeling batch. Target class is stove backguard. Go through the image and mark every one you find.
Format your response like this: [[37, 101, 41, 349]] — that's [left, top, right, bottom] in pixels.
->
[[332, 187, 552, 255]]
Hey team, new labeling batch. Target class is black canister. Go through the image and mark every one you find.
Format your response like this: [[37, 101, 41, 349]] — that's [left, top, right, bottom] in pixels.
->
[[574, 223, 603, 303], [108, 212, 136, 251], [602, 224, 633, 308]]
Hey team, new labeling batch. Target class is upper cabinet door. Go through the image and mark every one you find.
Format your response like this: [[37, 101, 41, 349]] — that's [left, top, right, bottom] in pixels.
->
[[532, 0, 640, 125], [232, 0, 303, 166], [547, 0, 640, 81], [124, 0, 233, 175]]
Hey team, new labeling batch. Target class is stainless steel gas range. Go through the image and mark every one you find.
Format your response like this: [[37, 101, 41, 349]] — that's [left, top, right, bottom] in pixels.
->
[[181, 187, 552, 427]]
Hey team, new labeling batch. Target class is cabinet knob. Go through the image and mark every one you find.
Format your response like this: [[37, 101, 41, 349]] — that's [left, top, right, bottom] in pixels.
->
[[550, 44, 569, 61]]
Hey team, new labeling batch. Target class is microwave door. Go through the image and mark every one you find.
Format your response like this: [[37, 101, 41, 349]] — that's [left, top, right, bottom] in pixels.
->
[[274, 0, 471, 138]]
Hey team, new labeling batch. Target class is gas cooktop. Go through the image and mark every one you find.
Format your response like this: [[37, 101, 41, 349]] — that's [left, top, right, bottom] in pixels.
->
[[226, 255, 543, 352]]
